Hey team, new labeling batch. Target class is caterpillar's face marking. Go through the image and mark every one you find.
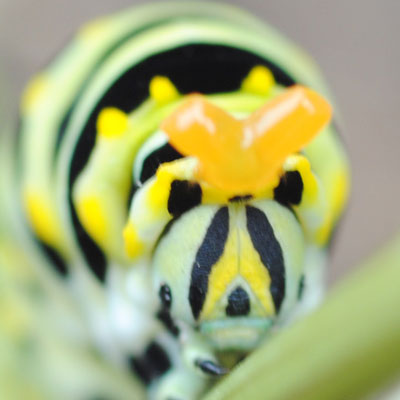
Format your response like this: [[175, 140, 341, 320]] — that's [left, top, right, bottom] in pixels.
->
[[167, 180, 202, 217], [226, 286, 250, 317], [274, 170, 304, 207], [152, 200, 305, 350]]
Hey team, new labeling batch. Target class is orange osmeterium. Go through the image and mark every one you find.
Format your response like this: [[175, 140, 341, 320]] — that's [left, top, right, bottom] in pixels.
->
[[161, 85, 332, 194]]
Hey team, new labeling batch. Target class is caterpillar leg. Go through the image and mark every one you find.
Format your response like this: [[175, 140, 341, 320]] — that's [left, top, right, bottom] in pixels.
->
[[180, 328, 228, 378]]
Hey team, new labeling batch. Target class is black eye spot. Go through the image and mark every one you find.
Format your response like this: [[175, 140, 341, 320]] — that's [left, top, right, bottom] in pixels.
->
[[159, 284, 172, 309], [167, 180, 202, 217], [274, 170, 303, 206]]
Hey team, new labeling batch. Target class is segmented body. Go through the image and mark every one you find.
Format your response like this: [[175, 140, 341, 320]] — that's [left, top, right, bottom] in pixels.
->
[[1, 2, 349, 399]]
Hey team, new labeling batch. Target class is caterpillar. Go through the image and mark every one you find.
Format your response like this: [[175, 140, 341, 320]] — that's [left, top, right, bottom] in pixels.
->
[[1, 2, 350, 399]]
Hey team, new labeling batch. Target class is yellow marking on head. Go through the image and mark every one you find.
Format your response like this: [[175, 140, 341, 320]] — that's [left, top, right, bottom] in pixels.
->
[[24, 191, 63, 250], [201, 218, 275, 320], [146, 159, 196, 216], [76, 195, 107, 246], [147, 168, 175, 216], [149, 76, 179, 105], [239, 231, 275, 314], [241, 65, 275, 95], [123, 221, 145, 258], [21, 74, 48, 114], [96, 107, 128, 138], [201, 230, 239, 319]]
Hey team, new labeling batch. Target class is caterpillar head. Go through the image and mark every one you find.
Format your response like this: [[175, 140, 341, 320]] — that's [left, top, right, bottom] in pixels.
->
[[150, 84, 331, 350], [152, 199, 305, 351]]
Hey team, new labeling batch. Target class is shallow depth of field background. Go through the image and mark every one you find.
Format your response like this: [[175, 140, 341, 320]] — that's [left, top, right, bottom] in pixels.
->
[[0, 0, 399, 283]]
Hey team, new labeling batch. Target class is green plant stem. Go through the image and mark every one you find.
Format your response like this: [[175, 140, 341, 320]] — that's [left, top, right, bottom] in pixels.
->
[[205, 235, 400, 400]]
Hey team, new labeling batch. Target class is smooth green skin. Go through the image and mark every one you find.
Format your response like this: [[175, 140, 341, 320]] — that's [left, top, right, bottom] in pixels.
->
[[204, 234, 400, 400]]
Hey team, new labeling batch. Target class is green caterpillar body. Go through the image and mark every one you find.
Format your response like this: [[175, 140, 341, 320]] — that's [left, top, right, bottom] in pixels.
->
[[2, 2, 349, 399]]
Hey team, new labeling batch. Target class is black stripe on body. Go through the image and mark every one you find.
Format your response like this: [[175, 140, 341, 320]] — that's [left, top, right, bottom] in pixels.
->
[[140, 143, 182, 184], [128, 341, 171, 385], [69, 196, 107, 282], [189, 207, 229, 320], [35, 239, 68, 277], [246, 206, 285, 313]]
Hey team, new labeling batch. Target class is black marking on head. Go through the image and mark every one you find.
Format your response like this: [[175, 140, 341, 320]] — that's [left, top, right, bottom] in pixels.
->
[[246, 206, 285, 313], [167, 180, 202, 217], [189, 207, 229, 320], [69, 196, 107, 282], [274, 171, 303, 207], [35, 239, 68, 277], [159, 284, 172, 309], [140, 143, 182, 184], [298, 275, 305, 300], [156, 309, 180, 337], [127, 341, 171, 385], [229, 194, 253, 203], [226, 286, 250, 317]]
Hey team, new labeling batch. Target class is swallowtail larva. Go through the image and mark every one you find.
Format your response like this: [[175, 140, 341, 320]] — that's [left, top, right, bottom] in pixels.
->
[[2, 2, 349, 399]]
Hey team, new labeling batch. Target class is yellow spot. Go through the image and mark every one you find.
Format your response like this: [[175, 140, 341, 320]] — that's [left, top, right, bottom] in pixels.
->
[[241, 65, 275, 95], [78, 17, 109, 41], [21, 74, 48, 114], [24, 191, 63, 250], [149, 76, 179, 105], [147, 167, 175, 215], [76, 196, 107, 245], [97, 107, 128, 138], [123, 221, 145, 258], [331, 168, 350, 220]]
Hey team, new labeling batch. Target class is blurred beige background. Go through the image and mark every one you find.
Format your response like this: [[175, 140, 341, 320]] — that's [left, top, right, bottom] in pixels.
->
[[0, 0, 399, 283]]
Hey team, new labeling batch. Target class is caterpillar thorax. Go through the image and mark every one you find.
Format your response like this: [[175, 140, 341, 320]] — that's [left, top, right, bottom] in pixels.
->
[[12, 2, 349, 399]]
